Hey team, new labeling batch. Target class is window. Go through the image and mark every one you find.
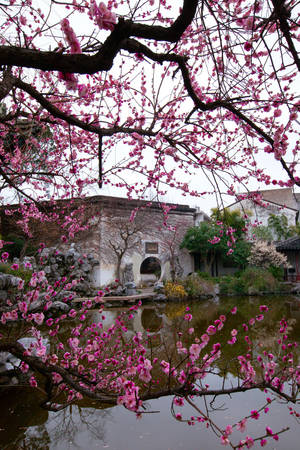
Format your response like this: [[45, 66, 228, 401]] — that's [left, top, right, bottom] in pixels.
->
[[145, 242, 158, 254]]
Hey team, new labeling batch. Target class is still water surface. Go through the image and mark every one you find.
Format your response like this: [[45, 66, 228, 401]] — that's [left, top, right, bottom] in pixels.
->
[[0, 295, 299, 449]]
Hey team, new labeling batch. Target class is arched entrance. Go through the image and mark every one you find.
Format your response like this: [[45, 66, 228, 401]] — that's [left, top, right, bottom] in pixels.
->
[[140, 257, 161, 284]]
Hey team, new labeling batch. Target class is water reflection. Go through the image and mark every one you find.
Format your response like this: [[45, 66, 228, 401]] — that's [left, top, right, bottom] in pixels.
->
[[0, 295, 299, 449]]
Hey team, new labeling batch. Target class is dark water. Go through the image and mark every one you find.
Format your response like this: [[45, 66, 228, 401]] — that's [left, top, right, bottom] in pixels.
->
[[1, 295, 299, 449]]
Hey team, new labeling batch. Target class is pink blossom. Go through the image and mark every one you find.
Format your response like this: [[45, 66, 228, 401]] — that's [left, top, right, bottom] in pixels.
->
[[274, 109, 282, 118], [209, 236, 221, 244], [189, 343, 201, 361], [174, 397, 184, 406], [36, 346, 46, 357], [184, 313, 193, 321], [245, 436, 254, 448], [11, 263, 19, 270], [90, 1, 117, 31], [260, 439, 267, 447], [250, 410, 260, 420], [18, 301, 27, 313], [256, 314, 264, 321], [19, 15, 27, 26], [221, 435, 230, 446], [259, 305, 268, 312], [225, 425, 233, 435], [207, 325, 216, 335], [178, 370, 186, 384], [231, 306, 237, 314], [52, 372, 63, 384], [33, 313, 44, 325], [20, 362, 29, 373], [237, 418, 247, 432], [29, 376, 38, 387], [244, 42, 252, 52]]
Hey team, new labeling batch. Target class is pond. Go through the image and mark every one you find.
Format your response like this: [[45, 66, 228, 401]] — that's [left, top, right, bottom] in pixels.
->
[[0, 295, 299, 449]]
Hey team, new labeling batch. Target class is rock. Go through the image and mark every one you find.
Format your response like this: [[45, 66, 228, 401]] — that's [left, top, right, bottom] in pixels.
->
[[248, 286, 260, 295], [47, 301, 71, 313], [123, 263, 134, 284], [291, 283, 300, 294], [28, 299, 44, 313], [153, 281, 164, 292], [154, 293, 167, 301], [55, 291, 76, 302], [0, 290, 8, 302], [124, 281, 137, 296], [0, 273, 22, 289]]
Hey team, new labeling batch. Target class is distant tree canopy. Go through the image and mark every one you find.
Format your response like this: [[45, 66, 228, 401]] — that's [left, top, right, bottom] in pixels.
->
[[181, 209, 251, 273]]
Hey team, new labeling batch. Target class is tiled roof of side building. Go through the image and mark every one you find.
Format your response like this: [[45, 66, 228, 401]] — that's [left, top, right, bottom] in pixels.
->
[[276, 236, 300, 251]]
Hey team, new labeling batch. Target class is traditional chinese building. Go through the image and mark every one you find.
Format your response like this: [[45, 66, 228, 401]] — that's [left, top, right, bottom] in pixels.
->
[[0, 195, 208, 287]]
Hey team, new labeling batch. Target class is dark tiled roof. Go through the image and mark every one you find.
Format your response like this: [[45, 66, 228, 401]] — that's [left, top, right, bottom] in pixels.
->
[[276, 236, 300, 251]]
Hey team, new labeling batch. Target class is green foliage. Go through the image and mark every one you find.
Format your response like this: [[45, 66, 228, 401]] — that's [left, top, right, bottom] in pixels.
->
[[0, 263, 32, 284], [267, 214, 293, 241], [1, 234, 37, 259], [196, 271, 213, 280], [223, 239, 251, 269], [181, 210, 250, 272], [268, 265, 284, 281], [289, 223, 300, 237], [251, 225, 273, 242], [183, 273, 215, 298], [218, 267, 280, 295], [180, 222, 219, 253], [211, 208, 246, 239]]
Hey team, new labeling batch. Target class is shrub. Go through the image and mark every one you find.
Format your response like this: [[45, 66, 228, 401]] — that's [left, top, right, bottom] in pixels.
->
[[0, 263, 33, 285], [196, 271, 213, 280], [1, 234, 37, 259], [248, 241, 289, 269], [183, 273, 215, 298], [164, 281, 187, 300], [218, 268, 281, 295], [268, 265, 284, 281]]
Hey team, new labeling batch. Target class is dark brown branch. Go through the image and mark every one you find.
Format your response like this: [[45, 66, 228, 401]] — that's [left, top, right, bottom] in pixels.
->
[[271, 0, 300, 72], [0, 0, 198, 73], [13, 77, 156, 137]]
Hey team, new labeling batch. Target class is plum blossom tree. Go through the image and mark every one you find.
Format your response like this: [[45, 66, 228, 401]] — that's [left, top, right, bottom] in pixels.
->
[[0, 0, 299, 211], [0, 0, 299, 447], [248, 240, 290, 268]]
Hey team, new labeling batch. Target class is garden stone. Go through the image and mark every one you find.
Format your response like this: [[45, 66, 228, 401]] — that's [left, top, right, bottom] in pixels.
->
[[248, 286, 260, 295], [123, 263, 134, 284], [48, 301, 71, 313], [28, 299, 44, 313], [0, 273, 22, 289], [0, 290, 8, 302], [44, 265, 51, 274], [124, 281, 137, 296], [291, 283, 300, 294], [153, 281, 164, 292], [55, 291, 76, 302]]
